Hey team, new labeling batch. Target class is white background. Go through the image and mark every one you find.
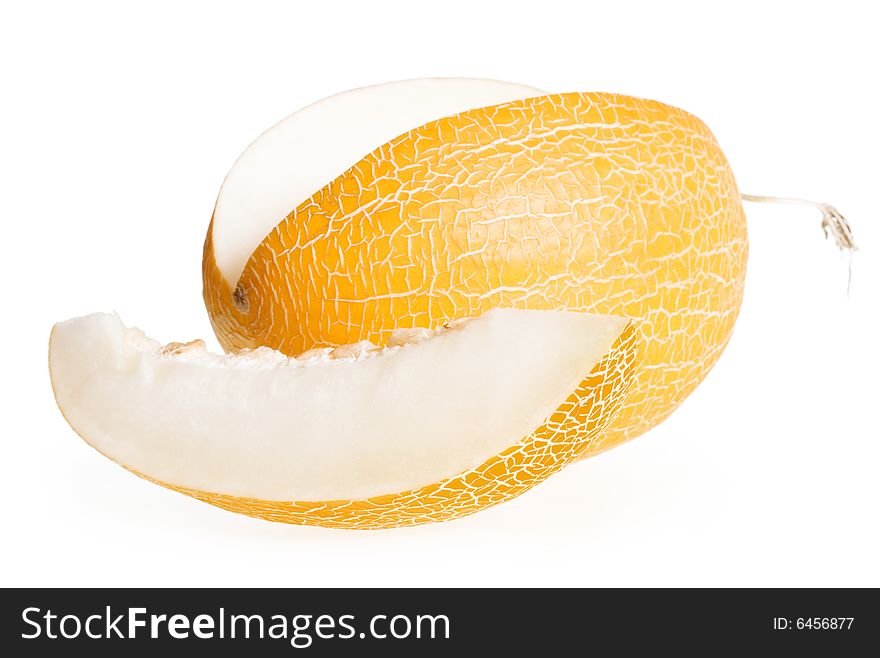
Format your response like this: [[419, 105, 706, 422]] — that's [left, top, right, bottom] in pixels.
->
[[2, 0, 877, 587]]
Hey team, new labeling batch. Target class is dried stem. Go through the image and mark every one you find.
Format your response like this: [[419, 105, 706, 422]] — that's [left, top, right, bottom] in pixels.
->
[[741, 194, 857, 252]]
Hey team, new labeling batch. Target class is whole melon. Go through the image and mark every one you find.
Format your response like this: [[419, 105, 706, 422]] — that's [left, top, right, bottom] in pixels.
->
[[204, 87, 748, 454]]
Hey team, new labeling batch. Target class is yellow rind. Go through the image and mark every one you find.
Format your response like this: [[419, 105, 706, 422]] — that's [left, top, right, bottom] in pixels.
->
[[204, 91, 748, 455], [136, 323, 638, 529]]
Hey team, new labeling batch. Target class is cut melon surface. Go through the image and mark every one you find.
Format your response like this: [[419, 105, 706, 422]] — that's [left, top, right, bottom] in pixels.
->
[[49, 309, 636, 528], [212, 77, 543, 285]]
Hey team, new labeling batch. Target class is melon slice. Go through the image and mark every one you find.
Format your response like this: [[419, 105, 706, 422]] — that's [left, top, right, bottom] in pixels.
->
[[211, 77, 544, 285], [49, 309, 636, 528]]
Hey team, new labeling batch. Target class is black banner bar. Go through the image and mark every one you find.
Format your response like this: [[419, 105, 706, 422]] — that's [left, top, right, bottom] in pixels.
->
[[2, 588, 876, 654]]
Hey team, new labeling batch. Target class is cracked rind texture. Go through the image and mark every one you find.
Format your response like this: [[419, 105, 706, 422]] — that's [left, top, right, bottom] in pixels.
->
[[137, 323, 637, 529], [204, 91, 748, 454]]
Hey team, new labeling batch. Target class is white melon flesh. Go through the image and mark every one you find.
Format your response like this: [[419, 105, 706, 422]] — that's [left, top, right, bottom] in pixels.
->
[[49, 309, 625, 502], [211, 77, 543, 285]]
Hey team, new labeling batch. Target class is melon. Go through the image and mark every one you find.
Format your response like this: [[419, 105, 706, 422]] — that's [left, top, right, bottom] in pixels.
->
[[49, 309, 636, 528], [51, 77, 854, 528], [204, 77, 747, 453]]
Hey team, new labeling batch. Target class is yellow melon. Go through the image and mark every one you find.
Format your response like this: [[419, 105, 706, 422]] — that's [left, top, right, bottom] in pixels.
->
[[50, 78, 854, 528], [204, 78, 748, 453], [49, 309, 636, 528]]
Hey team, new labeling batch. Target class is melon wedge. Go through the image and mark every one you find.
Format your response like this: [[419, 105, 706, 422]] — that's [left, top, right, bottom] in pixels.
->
[[49, 309, 636, 529]]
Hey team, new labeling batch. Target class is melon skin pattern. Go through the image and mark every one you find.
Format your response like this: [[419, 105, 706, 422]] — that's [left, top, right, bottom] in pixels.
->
[[205, 90, 748, 454]]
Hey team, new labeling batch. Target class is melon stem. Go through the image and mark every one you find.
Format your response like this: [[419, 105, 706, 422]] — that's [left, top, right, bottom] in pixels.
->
[[741, 194, 857, 252]]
